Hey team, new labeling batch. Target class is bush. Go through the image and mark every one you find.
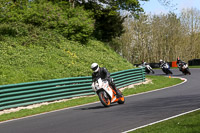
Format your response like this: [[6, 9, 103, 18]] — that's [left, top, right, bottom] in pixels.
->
[[0, 22, 66, 48], [0, 22, 29, 37], [0, 1, 94, 44]]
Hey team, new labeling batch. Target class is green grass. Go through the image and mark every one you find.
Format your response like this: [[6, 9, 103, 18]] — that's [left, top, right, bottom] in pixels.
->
[[0, 75, 183, 122], [129, 109, 200, 133], [0, 39, 133, 85], [189, 66, 200, 68], [123, 75, 182, 96], [0, 19, 134, 85]]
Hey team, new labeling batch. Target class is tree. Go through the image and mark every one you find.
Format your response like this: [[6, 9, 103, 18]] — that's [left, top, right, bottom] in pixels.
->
[[179, 8, 200, 60], [79, 0, 149, 42]]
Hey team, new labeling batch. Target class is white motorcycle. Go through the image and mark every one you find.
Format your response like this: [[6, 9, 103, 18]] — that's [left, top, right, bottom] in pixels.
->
[[92, 78, 125, 107], [139, 62, 154, 74]]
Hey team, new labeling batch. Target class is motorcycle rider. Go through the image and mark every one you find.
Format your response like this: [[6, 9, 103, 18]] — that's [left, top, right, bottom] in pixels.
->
[[141, 60, 154, 74], [176, 57, 191, 75], [159, 59, 173, 74], [91, 63, 121, 97], [159, 59, 165, 68], [141, 60, 147, 67], [177, 57, 186, 71], [177, 57, 182, 71]]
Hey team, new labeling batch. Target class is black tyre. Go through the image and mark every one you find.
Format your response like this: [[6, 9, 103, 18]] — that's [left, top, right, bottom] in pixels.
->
[[186, 69, 191, 75], [169, 70, 173, 74], [98, 91, 111, 107], [145, 69, 150, 74], [151, 70, 155, 74], [188, 71, 191, 75]]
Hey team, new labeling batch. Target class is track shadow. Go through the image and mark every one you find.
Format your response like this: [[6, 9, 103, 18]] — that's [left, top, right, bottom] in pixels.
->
[[153, 73, 173, 76], [150, 72, 185, 76], [79, 106, 105, 110], [78, 104, 118, 110], [172, 74, 185, 76]]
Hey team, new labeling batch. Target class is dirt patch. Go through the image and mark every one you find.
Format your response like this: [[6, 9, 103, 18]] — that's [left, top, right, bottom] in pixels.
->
[[120, 78, 152, 91], [0, 79, 151, 115]]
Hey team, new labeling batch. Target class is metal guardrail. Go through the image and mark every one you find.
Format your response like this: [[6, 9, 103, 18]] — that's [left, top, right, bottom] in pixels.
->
[[0, 67, 145, 110]]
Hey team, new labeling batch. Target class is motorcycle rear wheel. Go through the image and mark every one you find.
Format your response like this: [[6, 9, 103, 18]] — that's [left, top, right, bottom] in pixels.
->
[[151, 70, 155, 74], [98, 91, 111, 107]]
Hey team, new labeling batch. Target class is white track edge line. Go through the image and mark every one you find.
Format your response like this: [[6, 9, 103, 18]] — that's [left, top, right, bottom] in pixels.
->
[[0, 77, 187, 124], [122, 108, 200, 133], [126, 77, 187, 98]]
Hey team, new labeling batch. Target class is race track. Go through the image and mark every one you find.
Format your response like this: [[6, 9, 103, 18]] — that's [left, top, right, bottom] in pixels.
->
[[0, 69, 200, 133]]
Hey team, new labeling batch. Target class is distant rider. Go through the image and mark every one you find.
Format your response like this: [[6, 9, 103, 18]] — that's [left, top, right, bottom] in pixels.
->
[[176, 57, 187, 72], [159, 59, 166, 68], [141, 60, 148, 67], [176, 57, 190, 75], [91, 63, 121, 97]]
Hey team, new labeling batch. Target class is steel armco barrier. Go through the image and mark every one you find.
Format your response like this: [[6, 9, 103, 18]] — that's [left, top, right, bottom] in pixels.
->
[[0, 67, 145, 110]]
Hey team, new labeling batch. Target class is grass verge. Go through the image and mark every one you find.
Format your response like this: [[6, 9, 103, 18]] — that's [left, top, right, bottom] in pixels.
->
[[189, 66, 200, 68], [0, 75, 183, 122], [129, 109, 200, 133]]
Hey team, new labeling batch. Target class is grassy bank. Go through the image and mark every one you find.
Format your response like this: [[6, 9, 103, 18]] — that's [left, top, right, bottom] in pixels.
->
[[189, 66, 200, 68], [0, 75, 183, 122], [0, 39, 133, 85], [0, 1, 134, 85]]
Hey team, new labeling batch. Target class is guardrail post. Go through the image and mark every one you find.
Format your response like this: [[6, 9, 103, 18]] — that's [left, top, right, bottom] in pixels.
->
[[142, 67, 145, 82]]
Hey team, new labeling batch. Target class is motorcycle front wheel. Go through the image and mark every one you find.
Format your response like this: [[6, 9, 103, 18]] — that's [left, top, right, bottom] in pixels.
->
[[151, 69, 155, 74], [98, 91, 111, 107], [168, 70, 173, 74]]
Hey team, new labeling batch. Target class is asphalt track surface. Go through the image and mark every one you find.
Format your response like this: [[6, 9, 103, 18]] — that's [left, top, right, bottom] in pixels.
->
[[0, 69, 200, 133]]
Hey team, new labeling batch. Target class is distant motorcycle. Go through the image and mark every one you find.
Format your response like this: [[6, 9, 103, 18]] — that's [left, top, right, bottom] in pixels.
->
[[92, 78, 125, 107], [179, 63, 191, 75], [160, 62, 173, 75], [139, 62, 155, 74]]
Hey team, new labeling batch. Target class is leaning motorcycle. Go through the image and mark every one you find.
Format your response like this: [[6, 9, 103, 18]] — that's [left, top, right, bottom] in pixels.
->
[[145, 64, 155, 74], [180, 64, 191, 75], [161, 63, 173, 75], [92, 78, 125, 107], [139, 63, 154, 74]]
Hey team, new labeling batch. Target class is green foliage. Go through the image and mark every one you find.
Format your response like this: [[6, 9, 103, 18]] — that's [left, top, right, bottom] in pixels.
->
[[0, 1, 94, 43], [93, 8, 125, 42], [82, 2, 125, 42], [56, 5, 94, 43], [0, 0, 135, 85], [0, 38, 133, 85], [0, 22, 65, 47], [0, 22, 29, 37], [104, 0, 148, 18], [77, 0, 148, 15]]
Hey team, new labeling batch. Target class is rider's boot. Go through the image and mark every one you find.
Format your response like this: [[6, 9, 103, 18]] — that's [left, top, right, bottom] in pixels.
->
[[113, 86, 121, 98], [109, 81, 122, 98]]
